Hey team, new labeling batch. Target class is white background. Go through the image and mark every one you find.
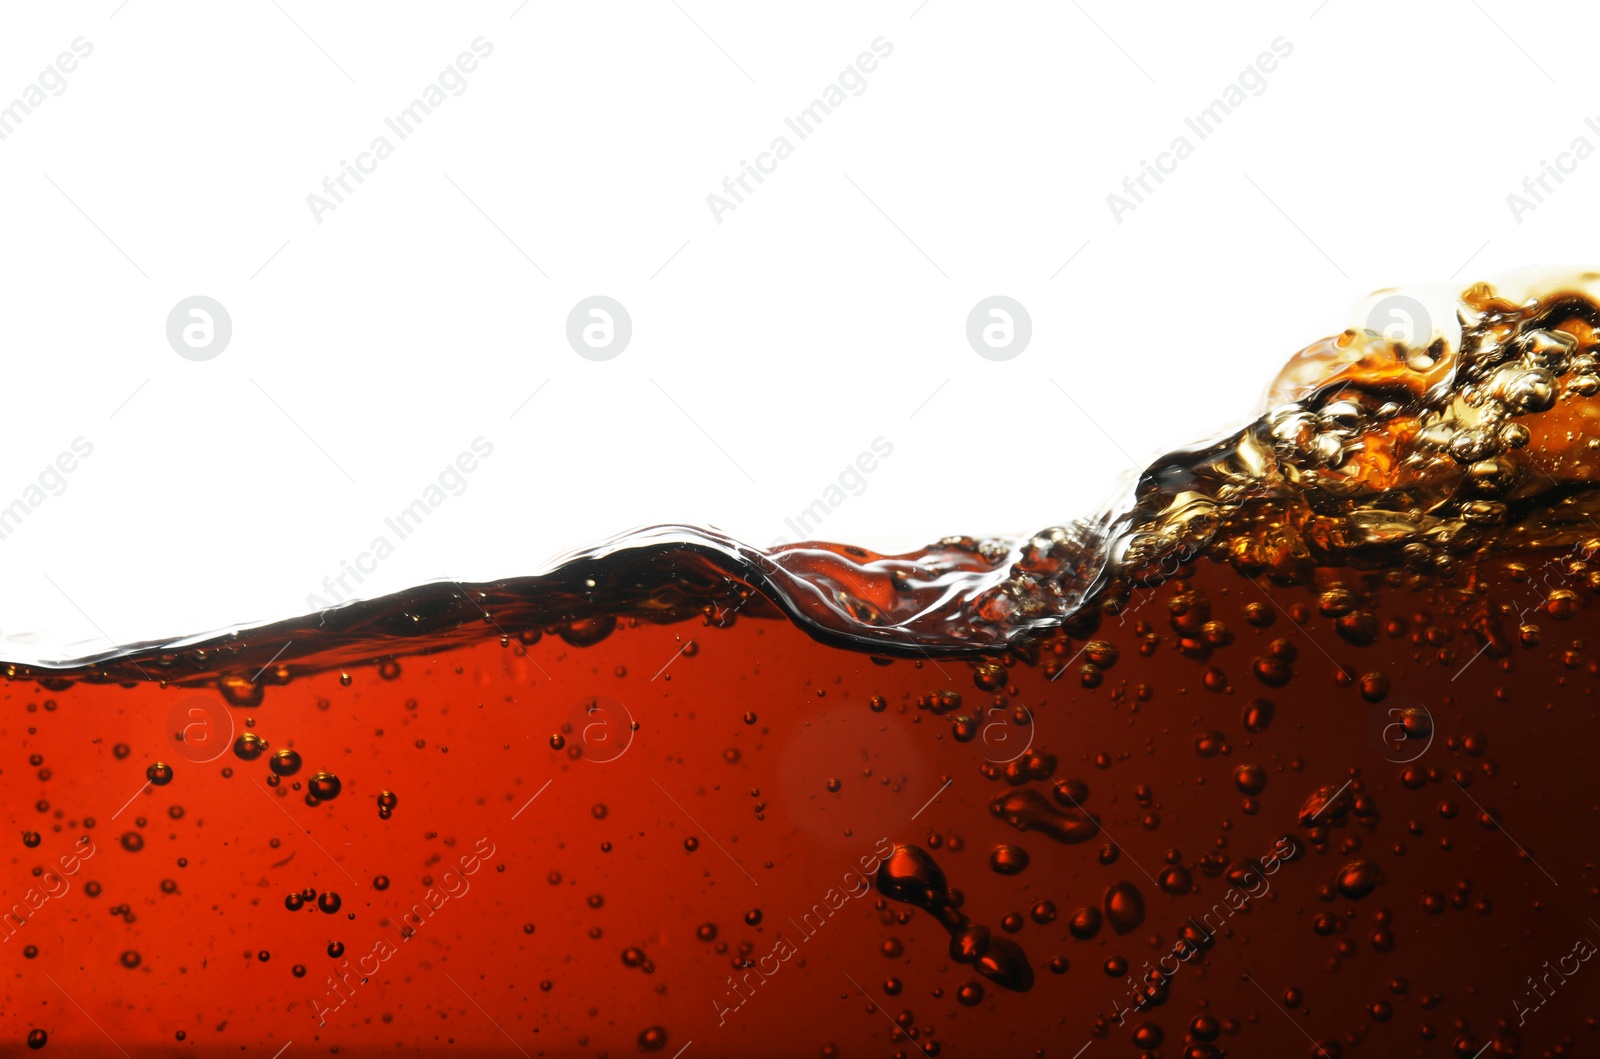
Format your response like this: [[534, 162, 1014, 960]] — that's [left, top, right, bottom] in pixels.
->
[[0, 0, 1592, 660]]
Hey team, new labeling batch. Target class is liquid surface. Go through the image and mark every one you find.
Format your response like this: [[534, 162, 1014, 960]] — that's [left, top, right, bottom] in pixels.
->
[[6, 278, 1600, 1056]]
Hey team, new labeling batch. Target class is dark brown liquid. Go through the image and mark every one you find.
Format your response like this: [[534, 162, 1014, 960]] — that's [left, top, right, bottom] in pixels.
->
[[6, 279, 1600, 1056]]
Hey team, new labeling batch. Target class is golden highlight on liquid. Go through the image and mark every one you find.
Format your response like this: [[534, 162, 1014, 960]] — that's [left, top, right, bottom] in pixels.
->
[[5, 278, 1600, 1056]]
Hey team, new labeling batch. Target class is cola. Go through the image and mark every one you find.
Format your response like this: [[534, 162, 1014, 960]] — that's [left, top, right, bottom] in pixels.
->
[[5, 278, 1600, 1056]]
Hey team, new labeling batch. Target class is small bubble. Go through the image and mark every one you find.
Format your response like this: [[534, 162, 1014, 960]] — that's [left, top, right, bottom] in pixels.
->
[[1242, 698, 1275, 733], [1158, 866, 1193, 895], [145, 762, 174, 786], [1338, 859, 1381, 900], [218, 675, 264, 707], [1068, 906, 1102, 940], [989, 845, 1030, 876], [1234, 764, 1267, 795], [233, 733, 267, 761], [1132, 1023, 1163, 1050], [1107, 883, 1145, 934]]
